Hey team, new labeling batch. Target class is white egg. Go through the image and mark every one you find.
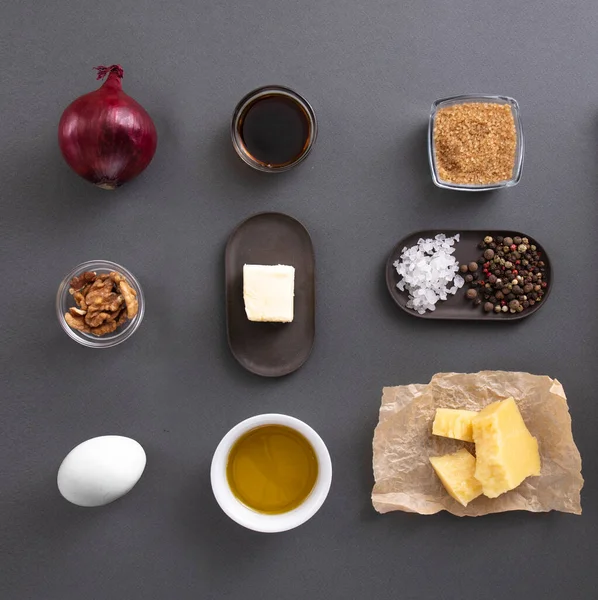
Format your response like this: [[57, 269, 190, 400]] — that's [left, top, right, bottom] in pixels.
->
[[57, 435, 146, 507]]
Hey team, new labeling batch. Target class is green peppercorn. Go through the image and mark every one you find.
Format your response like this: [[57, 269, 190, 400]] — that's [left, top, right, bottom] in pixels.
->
[[516, 305, 524, 312], [530, 245, 537, 251], [518, 244, 527, 252], [522, 237, 529, 244], [484, 249, 495, 260], [513, 236, 522, 245], [505, 261, 513, 269], [468, 262, 478, 272]]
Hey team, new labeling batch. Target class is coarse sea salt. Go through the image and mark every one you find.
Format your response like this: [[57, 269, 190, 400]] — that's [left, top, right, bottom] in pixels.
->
[[393, 233, 463, 314]]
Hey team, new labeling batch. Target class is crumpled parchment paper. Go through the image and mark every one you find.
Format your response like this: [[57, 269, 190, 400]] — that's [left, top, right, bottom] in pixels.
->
[[372, 372, 583, 516]]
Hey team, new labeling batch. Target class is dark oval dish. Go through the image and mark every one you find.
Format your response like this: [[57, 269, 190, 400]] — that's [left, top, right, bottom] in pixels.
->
[[385, 230, 552, 320], [225, 212, 315, 376]]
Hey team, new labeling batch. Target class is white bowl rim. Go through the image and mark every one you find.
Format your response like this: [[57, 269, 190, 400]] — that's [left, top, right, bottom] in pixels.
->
[[210, 413, 332, 533]]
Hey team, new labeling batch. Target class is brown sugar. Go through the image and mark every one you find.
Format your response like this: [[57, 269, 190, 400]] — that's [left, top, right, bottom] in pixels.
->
[[433, 103, 517, 185]]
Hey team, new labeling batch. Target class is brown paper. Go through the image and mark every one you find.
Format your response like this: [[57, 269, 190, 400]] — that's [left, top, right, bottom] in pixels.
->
[[372, 371, 583, 516]]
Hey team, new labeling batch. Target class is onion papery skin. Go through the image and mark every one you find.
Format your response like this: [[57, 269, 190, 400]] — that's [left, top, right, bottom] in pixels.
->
[[58, 65, 157, 190]]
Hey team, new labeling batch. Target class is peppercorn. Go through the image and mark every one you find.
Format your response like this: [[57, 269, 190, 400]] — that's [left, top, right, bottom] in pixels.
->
[[484, 236, 493, 244], [496, 236, 504, 243], [474, 298, 482, 306], [484, 249, 495, 260], [465, 274, 474, 283], [509, 299, 520, 309], [478, 241, 486, 250], [505, 261, 513, 269], [477, 257, 485, 265], [501, 306, 508, 313], [507, 293, 516, 301], [468, 262, 478, 272], [518, 244, 527, 253], [512, 285, 522, 295], [534, 284, 541, 292], [523, 301, 530, 308], [484, 302, 494, 312], [516, 305, 524, 312], [466, 289, 478, 300], [523, 283, 533, 293], [495, 291, 504, 300], [494, 305, 502, 313], [488, 274, 497, 284], [459, 264, 468, 274], [504, 237, 513, 246], [529, 299, 535, 306], [530, 245, 537, 251], [472, 272, 479, 280], [522, 237, 529, 244], [513, 236, 522, 245]]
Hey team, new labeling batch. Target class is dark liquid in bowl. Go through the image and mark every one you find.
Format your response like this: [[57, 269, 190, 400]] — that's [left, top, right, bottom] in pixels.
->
[[239, 95, 310, 167]]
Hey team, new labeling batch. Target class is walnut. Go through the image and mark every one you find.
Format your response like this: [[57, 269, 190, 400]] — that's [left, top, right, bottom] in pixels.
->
[[117, 279, 139, 319], [69, 271, 96, 291], [64, 269, 137, 337], [64, 312, 91, 333], [90, 319, 119, 336]]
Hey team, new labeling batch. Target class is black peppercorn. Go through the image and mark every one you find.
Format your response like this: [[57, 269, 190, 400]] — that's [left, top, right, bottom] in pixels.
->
[[496, 236, 504, 243], [465, 274, 474, 283], [474, 298, 482, 306], [495, 291, 504, 300], [523, 301, 530, 308], [484, 302, 494, 312], [484, 249, 495, 260], [507, 293, 516, 301], [477, 257, 485, 265], [523, 283, 533, 293], [512, 285, 523, 295]]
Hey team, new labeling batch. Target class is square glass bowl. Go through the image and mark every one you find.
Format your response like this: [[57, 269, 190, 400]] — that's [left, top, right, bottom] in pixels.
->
[[428, 95, 524, 191]]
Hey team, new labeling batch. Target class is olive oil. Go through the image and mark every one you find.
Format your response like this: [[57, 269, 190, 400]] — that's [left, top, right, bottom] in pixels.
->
[[226, 425, 318, 514]]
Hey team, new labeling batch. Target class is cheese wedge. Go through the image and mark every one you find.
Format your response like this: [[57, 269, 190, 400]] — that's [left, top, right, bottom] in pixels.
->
[[429, 448, 483, 507], [432, 408, 478, 442], [472, 397, 541, 498]]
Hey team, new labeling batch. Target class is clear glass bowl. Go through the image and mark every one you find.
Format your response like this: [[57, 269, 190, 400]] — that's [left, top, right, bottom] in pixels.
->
[[231, 85, 318, 173], [56, 260, 145, 348], [428, 94, 524, 191]]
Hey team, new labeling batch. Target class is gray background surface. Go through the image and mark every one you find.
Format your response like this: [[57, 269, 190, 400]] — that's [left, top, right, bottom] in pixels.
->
[[1, 1, 597, 598]]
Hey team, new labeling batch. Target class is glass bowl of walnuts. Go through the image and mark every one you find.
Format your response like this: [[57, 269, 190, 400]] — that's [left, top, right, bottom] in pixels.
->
[[56, 260, 145, 348]]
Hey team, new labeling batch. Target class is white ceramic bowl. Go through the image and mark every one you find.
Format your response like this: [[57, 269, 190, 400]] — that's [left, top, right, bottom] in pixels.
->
[[211, 414, 332, 533]]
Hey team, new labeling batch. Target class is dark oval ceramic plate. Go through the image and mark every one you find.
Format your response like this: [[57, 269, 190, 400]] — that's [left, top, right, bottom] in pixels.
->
[[386, 230, 551, 320], [225, 212, 315, 376]]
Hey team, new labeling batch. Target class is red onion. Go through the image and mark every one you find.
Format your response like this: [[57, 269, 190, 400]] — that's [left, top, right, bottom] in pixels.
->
[[58, 65, 157, 189]]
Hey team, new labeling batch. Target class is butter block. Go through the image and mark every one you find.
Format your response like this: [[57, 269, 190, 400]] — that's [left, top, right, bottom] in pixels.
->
[[243, 264, 295, 323], [429, 448, 483, 507], [473, 397, 541, 498], [432, 408, 478, 442]]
